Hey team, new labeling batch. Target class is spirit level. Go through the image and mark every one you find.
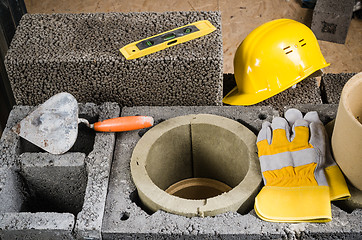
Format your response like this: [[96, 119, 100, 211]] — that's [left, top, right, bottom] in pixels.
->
[[120, 20, 216, 60]]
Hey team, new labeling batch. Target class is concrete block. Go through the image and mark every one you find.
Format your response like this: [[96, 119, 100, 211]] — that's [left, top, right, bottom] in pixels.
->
[[0, 102, 119, 239], [103, 106, 361, 239], [5, 12, 223, 106], [311, 0, 355, 44], [321, 73, 357, 104]]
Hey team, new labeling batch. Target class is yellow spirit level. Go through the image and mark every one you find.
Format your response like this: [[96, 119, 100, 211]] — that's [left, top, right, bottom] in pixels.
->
[[120, 20, 216, 60]]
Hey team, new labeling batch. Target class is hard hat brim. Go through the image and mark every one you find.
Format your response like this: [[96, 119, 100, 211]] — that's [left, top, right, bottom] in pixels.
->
[[222, 63, 330, 106]]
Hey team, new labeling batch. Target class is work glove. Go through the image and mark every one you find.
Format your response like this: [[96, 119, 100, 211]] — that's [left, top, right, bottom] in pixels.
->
[[254, 108, 350, 223]]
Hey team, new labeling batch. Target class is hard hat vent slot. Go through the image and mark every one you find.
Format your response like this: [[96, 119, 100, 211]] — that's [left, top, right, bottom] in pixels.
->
[[299, 39, 306, 47], [283, 46, 292, 54]]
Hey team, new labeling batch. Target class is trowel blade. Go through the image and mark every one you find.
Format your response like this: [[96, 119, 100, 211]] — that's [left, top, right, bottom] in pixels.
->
[[12, 92, 79, 154]]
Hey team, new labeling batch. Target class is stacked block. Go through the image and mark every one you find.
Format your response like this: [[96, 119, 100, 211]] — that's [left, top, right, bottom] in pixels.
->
[[5, 12, 223, 107]]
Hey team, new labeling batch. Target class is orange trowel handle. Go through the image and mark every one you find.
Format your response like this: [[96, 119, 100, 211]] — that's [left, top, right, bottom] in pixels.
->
[[93, 116, 154, 132]]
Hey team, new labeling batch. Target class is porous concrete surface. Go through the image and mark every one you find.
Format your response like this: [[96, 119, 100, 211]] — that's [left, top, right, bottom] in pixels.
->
[[0, 212, 75, 240], [255, 78, 322, 113], [0, 167, 26, 213], [0, 102, 119, 239], [223, 74, 322, 113], [103, 106, 361, 239], [321, 73, 357, 104], [5, 11, 223, 106], [311, 0, 355, 44]]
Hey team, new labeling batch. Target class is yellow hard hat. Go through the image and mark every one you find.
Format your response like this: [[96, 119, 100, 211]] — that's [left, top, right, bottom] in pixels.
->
[[223, 19, 330, 106]]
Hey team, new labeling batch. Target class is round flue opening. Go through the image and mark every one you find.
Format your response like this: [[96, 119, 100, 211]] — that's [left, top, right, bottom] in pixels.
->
[[145, 121, 249, 196], [131, 114, 262, 217], [165, 178, 232, 200]]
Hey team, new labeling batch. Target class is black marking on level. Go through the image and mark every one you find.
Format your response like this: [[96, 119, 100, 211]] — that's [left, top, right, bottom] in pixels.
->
[[136, 25, 200, 50]]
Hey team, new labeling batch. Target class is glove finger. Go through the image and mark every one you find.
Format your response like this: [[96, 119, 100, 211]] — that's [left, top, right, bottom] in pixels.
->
[[285, 108, 303, 127], [304, 111, 322, 124], [308, 121, 326, 153], [305, 112, 325, 150], [271, 117, 291, 142], [257, 121, 272, 145], [291, 118, 309, 142]]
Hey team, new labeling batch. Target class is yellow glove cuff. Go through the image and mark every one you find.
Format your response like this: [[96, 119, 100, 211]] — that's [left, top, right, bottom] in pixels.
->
[[255, 186, 331, 222], [325, 165, 351, 201]]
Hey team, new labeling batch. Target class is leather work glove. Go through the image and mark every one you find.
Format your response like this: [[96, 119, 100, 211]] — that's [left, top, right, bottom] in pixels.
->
[[254, 108, 350, 223]]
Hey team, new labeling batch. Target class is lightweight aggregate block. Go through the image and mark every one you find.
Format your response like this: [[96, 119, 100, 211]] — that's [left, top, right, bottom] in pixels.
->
[[311, 0, 354, 44], [0, 102, 119, 239], [5, 11, 223, 106], [321, 73, 357, 104], [103, 106, 361, 239]]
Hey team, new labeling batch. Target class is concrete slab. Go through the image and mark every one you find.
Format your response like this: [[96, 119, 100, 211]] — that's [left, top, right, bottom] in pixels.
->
[[311, 0, 355, 44], [103, 106, 361, 239], [0, 102, 119, 239], [5, 12, 223, 107]]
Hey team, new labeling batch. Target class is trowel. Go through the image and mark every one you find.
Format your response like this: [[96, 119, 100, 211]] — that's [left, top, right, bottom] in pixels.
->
[[12, 92, 154, 154]]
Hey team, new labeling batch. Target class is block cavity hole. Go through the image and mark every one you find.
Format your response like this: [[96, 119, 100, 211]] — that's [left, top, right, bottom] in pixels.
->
[[19, 153, 88, 215], [145, 122, 246, 199]]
